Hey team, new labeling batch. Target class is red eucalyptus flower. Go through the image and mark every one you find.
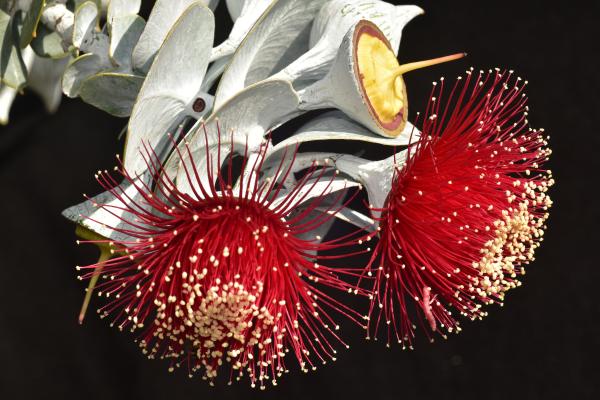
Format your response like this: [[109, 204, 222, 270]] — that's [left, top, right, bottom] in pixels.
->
[[367, 69, 553, 347], [76, 132, 367, 388]]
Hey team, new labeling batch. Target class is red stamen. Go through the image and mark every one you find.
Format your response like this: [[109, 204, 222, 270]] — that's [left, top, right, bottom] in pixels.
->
[[367, 69, 554, 348], [77, 129, 371, 388]]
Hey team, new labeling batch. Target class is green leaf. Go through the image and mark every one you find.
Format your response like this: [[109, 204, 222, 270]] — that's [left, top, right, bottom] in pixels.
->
[[0, 9, 28, 89], [79, 72, 144, 117], [30, 23, 70, 59], [19, 0, 45, 49]]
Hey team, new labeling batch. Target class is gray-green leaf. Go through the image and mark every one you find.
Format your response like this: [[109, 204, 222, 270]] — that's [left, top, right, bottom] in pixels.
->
[[215, 0, 328, 108], [28, 54, 70, 113], [79, 72, 144, 117], [30, 22, 70, 59], [109, 14, 145, 68], [0, 83, 17, 124], [62, 53, 102, 97], [125, 2, 214, 175], [72, 1, 98, 49], [19, 0, 45, 49], [0, 9, 28, 89], [131, 0, 200, 74], [107, 0, 141, 25]]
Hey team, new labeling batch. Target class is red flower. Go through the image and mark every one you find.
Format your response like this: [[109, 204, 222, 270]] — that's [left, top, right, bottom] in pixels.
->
[[77, 132, 367, 388], [367, 69, 553, 347]]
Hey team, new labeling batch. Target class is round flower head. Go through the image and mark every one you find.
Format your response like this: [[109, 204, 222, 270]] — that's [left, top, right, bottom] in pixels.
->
[[367, 69, 553, 347], [77, 130, 367, 388]]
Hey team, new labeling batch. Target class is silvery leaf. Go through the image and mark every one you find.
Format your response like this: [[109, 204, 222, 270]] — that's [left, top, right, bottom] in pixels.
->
[[335, 151, 408, 217], [202, 0, 272, 91], [62, 118, 193, 243], [267, 148, 412, 221], [30, 22, 71, 59], [0, 46, 62, 121], [204, 0, 220, 10], [225, 0, 244, 21], [168, 79, 301, 197], [272, 110, 419, 154], [79, 72, 144, 117], [19, 0, 45, 48], [109, 14, 145, 69], [215, 0, 328, 108], [277, 1, 423, 86], [0, 84, 17, 124], [132, 0, 204, 74], [293, 210, 333, 259], [0, 43, 35, 123], [62, 180, 142, 243], [260, 111, 419, 186], [204, 0, 272, 91], [62, 53, 103, 97], [28, 54, 70, 113], [209, 79, 301, 140], [200, 55, 229, 92], [266, 151, 338, 178], [322, 206, 376, 232], [290, 190, 350, 259], [210, 0, 271, 63], [70, 0, 102, 12], [106, 0, 140, 25], [270, 177, 359, 212], [0, 9, 28, 89], [72, 1, 98, 49], [125, 2, 214, 175]]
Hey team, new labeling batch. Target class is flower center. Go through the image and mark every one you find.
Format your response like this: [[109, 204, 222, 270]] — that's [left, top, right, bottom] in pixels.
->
[[135, 197, 301, 381]]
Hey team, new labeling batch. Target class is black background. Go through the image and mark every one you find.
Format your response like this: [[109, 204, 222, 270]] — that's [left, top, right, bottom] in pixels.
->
[[1, 0, 598, 399]]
